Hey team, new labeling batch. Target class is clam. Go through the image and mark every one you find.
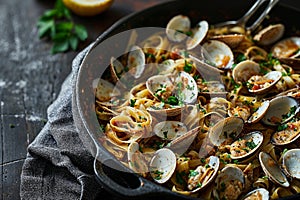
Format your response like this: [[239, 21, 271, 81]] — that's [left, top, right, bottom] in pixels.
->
[[158, 59, 176, 75], [202, 40, 234, 69], [271, 36, 300, 71], [213, 166, 245, 200], [198, 81, 228, 99], [127, 142, 148, 175], [110, 57, 126, 88], [127, 45, 146, 79], [259, 152, 290, 187], [210, 34, 245, 48], [241, 188, 269, 200], [248, 100, 270, 123], [149, 148, 177, 184], [146, 71, 198, 105], [186, 20, 209, 50], [188, 156, 220, 192], [153, 121, 187, 140], [282, 149, 300, 179], [209, 117, 244, 146], [271, 37, 300, 59], [247, 71, 282, 95], [166, 15, 191, 42], [232, 60, 260, 83], [93, 78, 120, 102], [253, 24, 285, 46], [262, 96, 299, 126], [167, 126, 201, 155], [229, 131, 263, 160], [272, 120, 300, 146]]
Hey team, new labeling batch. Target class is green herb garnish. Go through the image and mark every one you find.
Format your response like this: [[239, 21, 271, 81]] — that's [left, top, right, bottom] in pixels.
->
[[37, 0, 88, 54]]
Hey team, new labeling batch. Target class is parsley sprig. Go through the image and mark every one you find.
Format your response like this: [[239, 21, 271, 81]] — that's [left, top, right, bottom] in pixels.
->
[[37, 0, 88, 54]]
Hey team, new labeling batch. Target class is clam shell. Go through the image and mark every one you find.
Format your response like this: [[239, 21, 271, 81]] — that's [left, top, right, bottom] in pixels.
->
[[202, 40, 234, 69], [253, 24, 285, 46], [271, 37, 300, 58], [158, 59, 175, 75], [127, 142, 148, 174], [230, 131, 263, 160], [248, 71, 282, 95], [282, 149, 300, 179], [190, 156, 220, 193], [210, 34, 245, 48], [240, 188, 269, 200], [186, 20, 209, 50], [110, 57, 126, 88], [149, 148, 177, 184], [146, 74, 173, 102], [199, 81, 228, 99], [166, 15, 191, 42], [153, 121, 187, 140], [93, 78, 120, 102], [213, 166, 245, 200], [209, 117, 244, 146], [232, 60, 260, 83], [262, 96, 299, 126], [248, 100, 270, 123], [168, 126, 201, 155], [272, 120, 300, 146], [127, 45, 146, 79], [259, 152, 290, 187]]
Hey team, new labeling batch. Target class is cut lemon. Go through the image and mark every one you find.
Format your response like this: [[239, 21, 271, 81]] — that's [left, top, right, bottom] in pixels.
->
[[63, 0, 114, 16]]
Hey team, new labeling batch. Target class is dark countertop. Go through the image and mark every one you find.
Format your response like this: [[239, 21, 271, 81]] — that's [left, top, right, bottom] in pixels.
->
[[0, 0, 299, 199]]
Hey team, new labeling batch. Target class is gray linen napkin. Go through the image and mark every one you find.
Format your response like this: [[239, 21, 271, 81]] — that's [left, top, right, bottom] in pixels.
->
[[20, 45, 117, 200]]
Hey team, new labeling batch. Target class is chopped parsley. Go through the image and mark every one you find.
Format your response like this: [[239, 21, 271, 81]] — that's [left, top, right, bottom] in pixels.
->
[[246, 141, 257, 150], [183, 60, 193, 73], [130, 99, 136, 107], [167, 96, 179, 105], [189, 170, 199, 178], [152, 170, 164, 180], [277, 123, 288, 131]]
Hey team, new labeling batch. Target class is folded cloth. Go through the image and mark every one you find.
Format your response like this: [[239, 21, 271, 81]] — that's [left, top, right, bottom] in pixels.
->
[[20, 45, 118, 200]]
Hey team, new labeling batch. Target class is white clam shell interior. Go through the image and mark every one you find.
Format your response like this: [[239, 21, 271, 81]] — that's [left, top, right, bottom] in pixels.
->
[[248, 71, 282, 94], [93, 78, 120, 101], [283, 149, 300, 179], [149, 148, 177, 184], [209, 117, 244, 146], [248, 101, 270, 123], [230, 131, 264, 160], [272, 37, 300, 58], [186, 20, 209, 50], [127, 45, 146, 79], [241, 188, 269, 200], [202, 40, 234, 69], [232, 60, 260, 83], [154, 121, 187, 140], [259, 152, 290, 187], [166, 15, 191, 42], [262, 96, 299, 126]]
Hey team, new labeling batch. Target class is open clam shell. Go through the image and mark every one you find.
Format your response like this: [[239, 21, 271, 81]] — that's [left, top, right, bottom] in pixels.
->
[[202, 40, 234, 69], [210, 34, 245, 48], [153, 121, 187, 140], [230, 131, 263, 160], [149, 148, 177, 184], [262, 96, 299, 126], [93, 78, 120, 102], [127, 45, 146, 79], [166, 15, 191, 42], [248, 100, 270, 123], [186, 20, 209, 50], [198, 81, 228, 99], [213, 166, 245, 200], [158, 59, 176, 75], [232, 60, 260, 83], [167, 126, 201, 155], [189, 156, 220, 193], [271, 37, 300, 59], [127, 142, 149, 175], [259, 152, 290, 187], [282, 149, 300, 180], [248, 71, 282, 95], [240, 188, 269, 200], [272, 120, 300, 146], [253, 24, 285, 46], [209, 117, 244, 146]]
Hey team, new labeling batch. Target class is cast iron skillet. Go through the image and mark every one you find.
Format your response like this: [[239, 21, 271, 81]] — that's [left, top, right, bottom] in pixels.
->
[[73, 0, 300, 199]]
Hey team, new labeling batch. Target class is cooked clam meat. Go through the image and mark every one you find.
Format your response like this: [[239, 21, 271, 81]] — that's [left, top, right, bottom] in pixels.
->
[[247, 75, 274, 91], [272, 120, 300, 145]]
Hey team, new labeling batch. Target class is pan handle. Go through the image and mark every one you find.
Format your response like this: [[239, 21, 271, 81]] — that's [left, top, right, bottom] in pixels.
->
[[93, 146, 193, 199]]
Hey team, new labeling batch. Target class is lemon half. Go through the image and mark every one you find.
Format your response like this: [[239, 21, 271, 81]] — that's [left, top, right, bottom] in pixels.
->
[[63, 0, 114, 16]]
